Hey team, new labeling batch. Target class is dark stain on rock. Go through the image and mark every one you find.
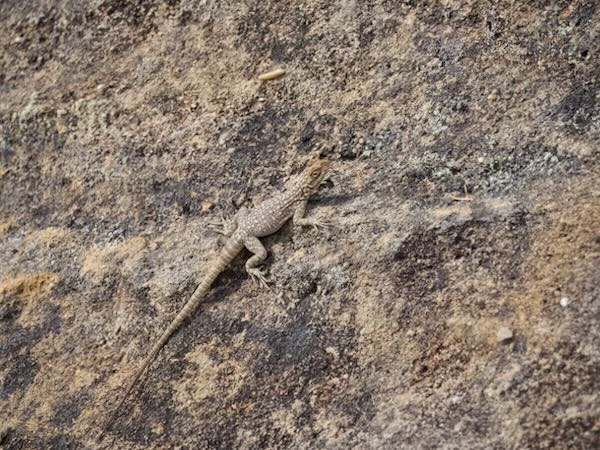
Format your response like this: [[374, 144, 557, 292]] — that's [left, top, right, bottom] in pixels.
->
[[194, 417, 238, 450], [572, 1, 598, 27], [298, 114, 337, 151], [52, 391, 86, 427], [394, 211, 530, 302], [110, 386, 179, 446], [226, 104, 293, 168], [555, 79, 600, 132], [1, 352, 38, 398], [237, 3, 316, 64], [46, 434, 80, 450], [264, 319, 323, 370]]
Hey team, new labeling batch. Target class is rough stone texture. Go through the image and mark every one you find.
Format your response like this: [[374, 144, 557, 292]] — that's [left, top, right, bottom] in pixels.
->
[[1, 1, 599, 449]]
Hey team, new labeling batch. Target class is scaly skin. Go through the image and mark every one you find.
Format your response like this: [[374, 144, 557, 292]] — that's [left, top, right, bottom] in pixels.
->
[[100, 159, 331, 438]]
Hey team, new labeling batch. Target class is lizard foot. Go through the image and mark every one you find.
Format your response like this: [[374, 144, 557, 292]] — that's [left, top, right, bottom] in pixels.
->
[[208, 212, 236, 237], [248, 268, 270, 290], [308, 218, 335, 232]]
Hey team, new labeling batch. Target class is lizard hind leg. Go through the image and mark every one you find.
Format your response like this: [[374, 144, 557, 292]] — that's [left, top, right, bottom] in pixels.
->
[[244, 236, 270, 289], [209, 207, 248, 237]]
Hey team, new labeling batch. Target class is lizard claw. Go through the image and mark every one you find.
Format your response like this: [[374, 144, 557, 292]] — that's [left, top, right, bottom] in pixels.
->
[[248, 268, 271, 290], [310, 219, 335, 231]]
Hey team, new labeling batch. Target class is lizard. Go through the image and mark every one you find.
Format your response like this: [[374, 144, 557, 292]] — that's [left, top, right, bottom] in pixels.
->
[[100, 158, 331, 438]]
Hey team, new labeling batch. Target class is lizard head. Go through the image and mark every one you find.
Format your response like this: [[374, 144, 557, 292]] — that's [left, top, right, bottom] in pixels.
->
[[300, 158, 330, 195]]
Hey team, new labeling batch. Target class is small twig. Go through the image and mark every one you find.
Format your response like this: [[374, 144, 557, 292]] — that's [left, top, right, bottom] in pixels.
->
[[258, 68, 286, 81], [449, 179, 473, 202]]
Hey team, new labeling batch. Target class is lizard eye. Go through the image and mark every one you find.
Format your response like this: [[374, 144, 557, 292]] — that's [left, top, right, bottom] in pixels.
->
[[310, 170, 321, 178]]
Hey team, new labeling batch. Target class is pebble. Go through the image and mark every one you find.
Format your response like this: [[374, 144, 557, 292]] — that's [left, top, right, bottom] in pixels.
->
[[560, 296, 570, 307], [449, 394, 461, 404], [496, 326, 513, 344], [325, 346, 339, 360]]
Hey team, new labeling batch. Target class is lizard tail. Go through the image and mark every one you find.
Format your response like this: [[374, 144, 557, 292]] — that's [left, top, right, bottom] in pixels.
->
[[99, 238, 243, 440]]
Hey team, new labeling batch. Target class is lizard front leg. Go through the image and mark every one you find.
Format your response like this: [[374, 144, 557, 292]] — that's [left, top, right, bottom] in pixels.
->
[[293, 199, 331, 231], [244, 236, 269, 288]]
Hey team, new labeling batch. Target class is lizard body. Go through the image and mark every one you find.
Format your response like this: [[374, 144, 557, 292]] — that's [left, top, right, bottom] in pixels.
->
[[101, 158, 330, 437]]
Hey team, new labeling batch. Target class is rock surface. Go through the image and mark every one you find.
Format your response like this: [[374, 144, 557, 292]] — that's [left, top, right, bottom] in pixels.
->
[[496, 326, 513, 344], [1, 1, 599, 449]]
